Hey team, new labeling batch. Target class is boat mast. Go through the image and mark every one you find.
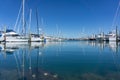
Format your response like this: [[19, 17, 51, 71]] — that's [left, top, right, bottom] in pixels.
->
[[22, 0, 25, 78], [22, 0, 25, 35], [112, 1, 120, 27], [4, 25, 6, 42], [28, 9, 32, 42], [36, 8, 39, 35], [14, 4, 22, 31], [41, 18, 44, 36], [29, 9, 32, 35], [116, 26, 118, 42]]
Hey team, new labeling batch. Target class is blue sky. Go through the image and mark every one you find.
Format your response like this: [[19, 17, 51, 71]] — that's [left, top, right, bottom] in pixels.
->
[[0, 0, 120, 38]]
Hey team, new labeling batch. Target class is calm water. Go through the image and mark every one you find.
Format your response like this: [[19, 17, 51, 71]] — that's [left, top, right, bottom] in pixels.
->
[[0, 41, 120, 80]]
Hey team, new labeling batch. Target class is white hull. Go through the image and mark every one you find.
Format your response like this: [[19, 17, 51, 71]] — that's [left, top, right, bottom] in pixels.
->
[[5, 36, 28, 42], [0, 36, 45, 42], [109, 37, 116, 41], [5, 37, 28, 42], [30, 37, 44, 42]]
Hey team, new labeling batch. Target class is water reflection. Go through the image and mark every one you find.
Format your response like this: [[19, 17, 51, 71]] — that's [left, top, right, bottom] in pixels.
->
[[0, 42, 61, 80], [0, 41, 120, 80], [80, 41, 120, 80], [86, 41, 119, 53]]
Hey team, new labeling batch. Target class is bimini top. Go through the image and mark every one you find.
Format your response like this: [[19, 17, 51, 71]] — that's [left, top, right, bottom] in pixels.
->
[[5, 29, 19, 36], [6, 29, 16, 33]]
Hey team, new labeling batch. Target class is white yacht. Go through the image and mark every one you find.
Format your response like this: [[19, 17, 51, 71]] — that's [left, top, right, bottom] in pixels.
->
[[5, 29, 28, 42], [29, 34, 44, 42], [108, 31, 117, 41]]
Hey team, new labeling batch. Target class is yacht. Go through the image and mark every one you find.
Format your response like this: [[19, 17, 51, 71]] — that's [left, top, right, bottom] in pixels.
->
[[29, 34, 44, 42], [108, 31, 117, 41], [5, 29, 28, 42]]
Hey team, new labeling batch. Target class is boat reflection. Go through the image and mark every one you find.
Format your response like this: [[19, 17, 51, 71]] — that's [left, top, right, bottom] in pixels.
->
[[0, 42, 61, 80], [86, 41, 120, 53], [0, 41, 120, 80]]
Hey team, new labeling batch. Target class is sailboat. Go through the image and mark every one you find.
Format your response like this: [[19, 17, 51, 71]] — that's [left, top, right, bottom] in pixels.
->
[[0, 29, 28, 42], [0, 0, 28, 42], [108, 26, 118, 42], [5, 29, 28, 42], [109, 0, 120, 42], [108, 31, 116, 41], [29, 9, 45, 42], [0, 0, 44, 42]]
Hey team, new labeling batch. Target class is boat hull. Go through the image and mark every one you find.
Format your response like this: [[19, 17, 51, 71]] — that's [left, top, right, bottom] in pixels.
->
[[30, 37, 44, 42], [5, 37, 28, 42], [109, 37, 116, 41]]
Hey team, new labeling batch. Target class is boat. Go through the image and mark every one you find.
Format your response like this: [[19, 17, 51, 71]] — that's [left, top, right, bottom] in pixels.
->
[[4, 29, 28, 42], [28, 8, 45, 42], [1, 0, 29, 42], [96, 32, 109, 41], [96, 33, 104, 41], [0, 29, 28, 42], [88, 34, 96, 41], [29, 34, 44, 42], [107, 31, 117, 41]]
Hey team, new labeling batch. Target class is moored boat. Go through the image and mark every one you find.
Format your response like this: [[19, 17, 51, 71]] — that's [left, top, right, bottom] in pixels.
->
[[29, 34, 44, 42], [5, 29, 28, 42]]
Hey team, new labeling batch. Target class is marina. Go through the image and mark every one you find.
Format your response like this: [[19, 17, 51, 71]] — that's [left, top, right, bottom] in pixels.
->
[[0, 0, 119, 43], [0, 0, 65, 43], [0, 0, 120, 80]]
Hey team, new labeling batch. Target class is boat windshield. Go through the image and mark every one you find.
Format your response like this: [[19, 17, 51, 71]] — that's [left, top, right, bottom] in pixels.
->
[[6, 29, 16, 33]]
